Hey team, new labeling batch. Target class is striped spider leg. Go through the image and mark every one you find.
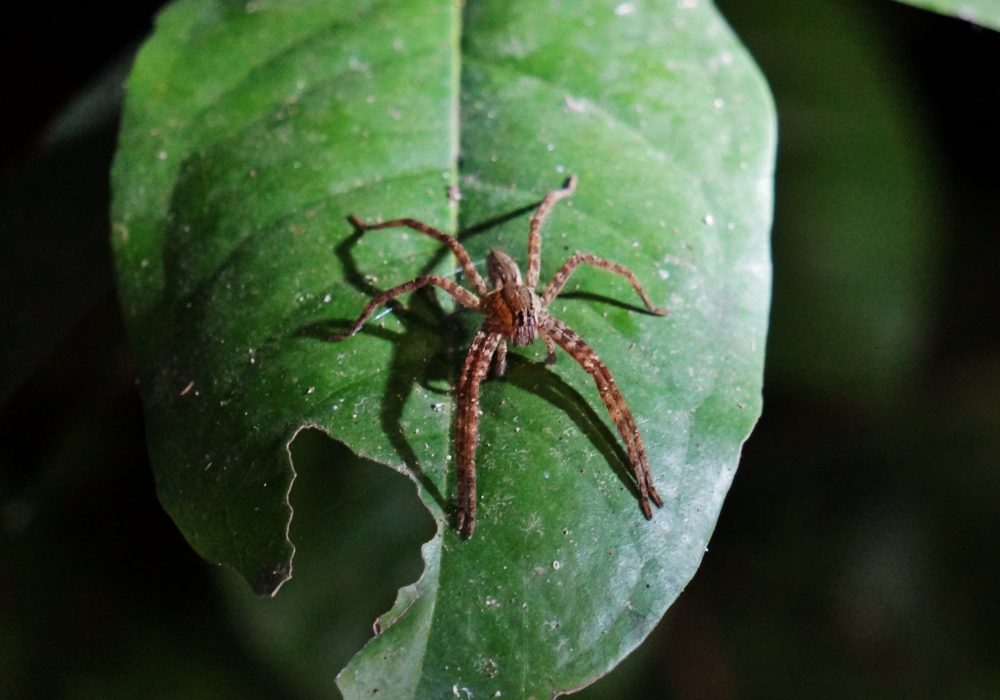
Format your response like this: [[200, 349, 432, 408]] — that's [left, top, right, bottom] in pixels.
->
[[334, 176, 667, 537]]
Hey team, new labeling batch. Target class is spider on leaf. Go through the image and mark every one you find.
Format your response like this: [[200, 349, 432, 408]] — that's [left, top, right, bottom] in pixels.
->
[[332, 176, 667, 538]]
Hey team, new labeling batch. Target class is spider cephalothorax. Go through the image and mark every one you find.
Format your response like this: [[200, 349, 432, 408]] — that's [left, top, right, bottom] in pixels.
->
[[482, 251, 542, 346], [333, 176, 666, 538]]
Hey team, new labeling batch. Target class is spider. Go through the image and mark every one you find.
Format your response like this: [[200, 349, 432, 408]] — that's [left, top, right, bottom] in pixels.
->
[[332, 176, 666, 538]]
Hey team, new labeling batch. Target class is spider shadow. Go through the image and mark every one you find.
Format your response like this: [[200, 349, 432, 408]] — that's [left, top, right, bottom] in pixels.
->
[[311, 198, 647, 523], [300, 314, 457, 514], [308, 202, 544, 513], [552, 291, 660, 315], [298, 226, 472, 513], [499, 354, 645, 508]]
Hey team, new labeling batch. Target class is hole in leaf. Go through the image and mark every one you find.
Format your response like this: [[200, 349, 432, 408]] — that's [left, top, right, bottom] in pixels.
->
[[215, 428, 436, 696]]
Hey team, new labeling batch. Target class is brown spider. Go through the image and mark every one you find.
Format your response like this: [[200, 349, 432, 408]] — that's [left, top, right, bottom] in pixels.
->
[[332, 176, 666, 538]]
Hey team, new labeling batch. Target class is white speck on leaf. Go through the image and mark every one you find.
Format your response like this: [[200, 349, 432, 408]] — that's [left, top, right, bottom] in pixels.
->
[[564, 94, 588, 113]]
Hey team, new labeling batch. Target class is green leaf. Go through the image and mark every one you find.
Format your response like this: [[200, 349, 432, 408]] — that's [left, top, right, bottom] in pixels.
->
[[112, 0, 774, 696], [895, 0, 1000, 32]]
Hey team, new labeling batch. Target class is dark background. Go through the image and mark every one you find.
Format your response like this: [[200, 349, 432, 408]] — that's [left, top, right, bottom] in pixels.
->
[[2, 2, 998, 698]]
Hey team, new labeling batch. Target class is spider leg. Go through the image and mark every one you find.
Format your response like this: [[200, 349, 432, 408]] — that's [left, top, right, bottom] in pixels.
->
[[541, 253, 667, 315], [329, 275, 480, 341], [348, 215, 490, 295], [487, 335, 552, 378], [492, 339, 508, 378], [543, 334, 557, 365], [541, 317, 663, 517], [455, 328, 503, 538], [525, 175, 578, 289]]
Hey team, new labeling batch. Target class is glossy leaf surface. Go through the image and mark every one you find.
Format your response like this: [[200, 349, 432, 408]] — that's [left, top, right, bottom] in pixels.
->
[[897, 0, 1000, 31]]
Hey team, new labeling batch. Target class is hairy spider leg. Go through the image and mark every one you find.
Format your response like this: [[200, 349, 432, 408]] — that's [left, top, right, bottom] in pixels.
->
[[525, 175, 578, 289], [338, 176, 666, 537], [541, 253, 668, 315], [490, 334, 554, 378], [329, 275, 480, 341], [348, 215, 489, 295], [492, 339, 508, 377], [455, 328, 503, 538], [542, 332, 558, 364], [542, 317, 664, 516]]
